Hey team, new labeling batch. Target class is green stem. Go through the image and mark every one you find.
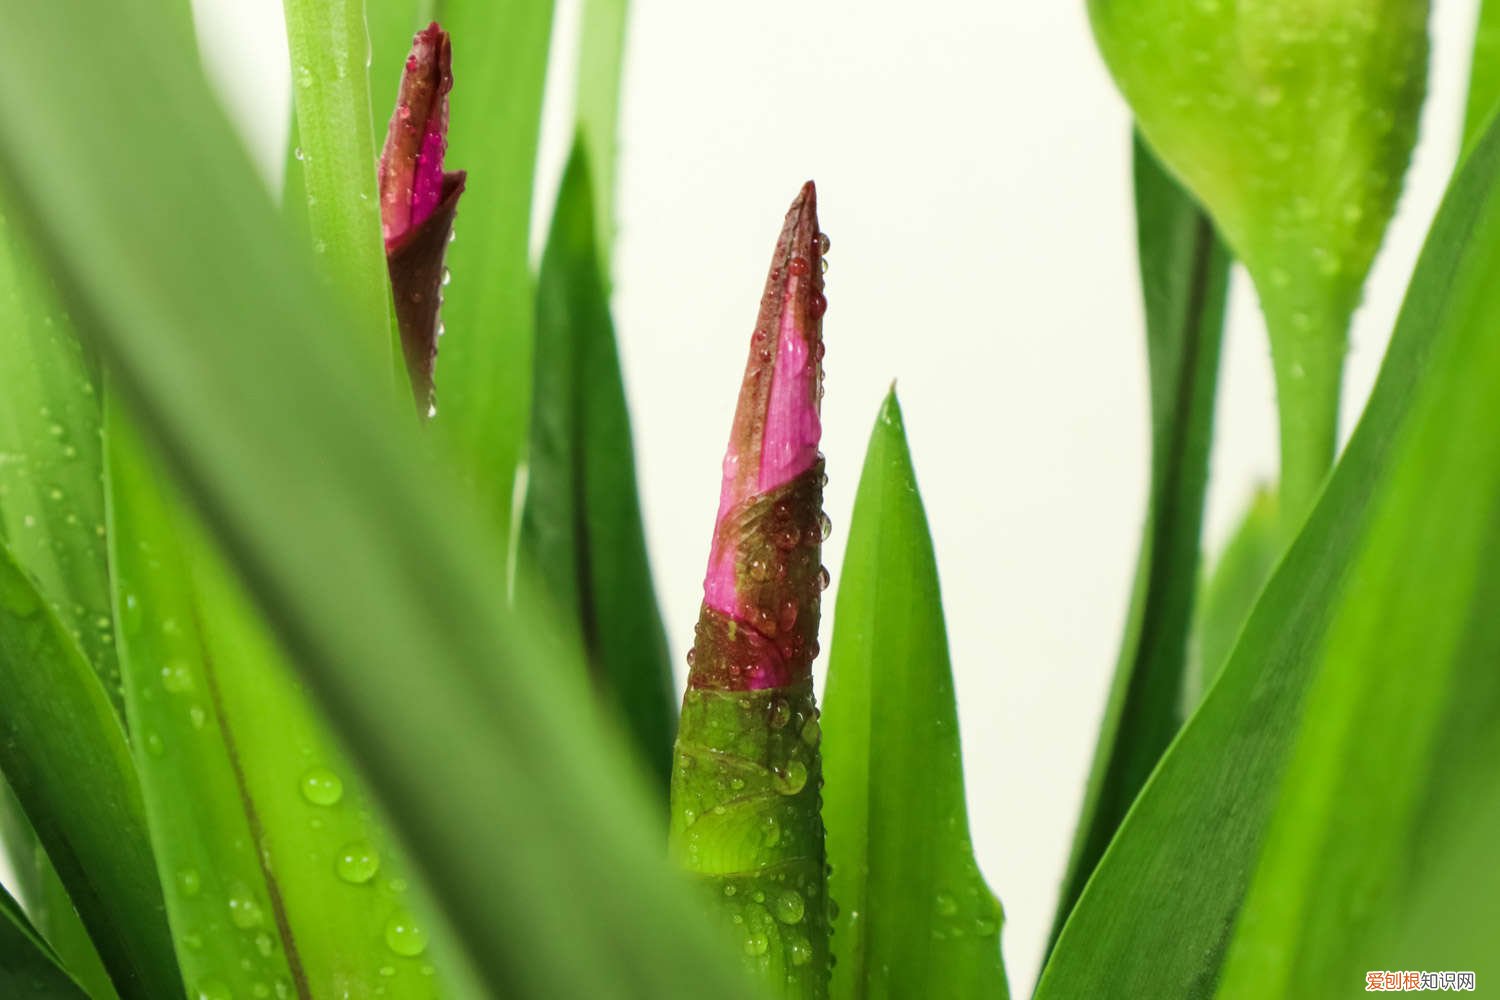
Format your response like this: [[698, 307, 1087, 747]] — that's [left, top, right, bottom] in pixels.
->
[[1256, 271, 1352, 538], [281, 0, 400, 379]]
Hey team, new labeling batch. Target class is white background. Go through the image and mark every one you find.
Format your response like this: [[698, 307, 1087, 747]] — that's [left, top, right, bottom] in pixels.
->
[[24, 0, 1482, 990]]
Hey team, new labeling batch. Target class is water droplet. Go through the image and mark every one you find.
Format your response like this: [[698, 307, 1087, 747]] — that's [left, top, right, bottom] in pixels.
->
[[775, 760, 808, 795], [789, 935, 812, 966], [788, 257, 810, 277], [755, 606, 779, 637], [145, 731, 165, 757], [819, 257, 829, 274], [778, 601, 798, 632], [748, 558, 771, 581], [336, 840, 381, 884], [177, 869, 202, 897], [818, 512, 832, 541], [817, 565, 831, 591], [936, 892, 958, 916], [228, 884, 265, 929], [816, 232, 831, 254], [975, 914, 999, 935], [724, 884, 737, 897], [800, 717, 821, 747], [685, 648, 697, 668], [384, 910, 428, 956], [293, 147, 304, 161], [774, 526, 800, 550], [441, 268, 452, 287], [768, 698, 791, 729], [744, 930, 769, 956], [775, 890, 805, 924], [189, 704, 207, 730], [762, 815, 781, 848], [160, 660, 194, 694], [197, 981, 232, 1000], [255, 931, 275, 957], [300, 767, 344, 806], [809, 292, 828, 319]]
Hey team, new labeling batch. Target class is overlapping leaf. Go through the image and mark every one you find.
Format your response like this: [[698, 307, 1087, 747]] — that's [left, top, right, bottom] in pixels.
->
[[1049, 137, 1229, 942], [520, 140, 675, 793], [1037, 98, 1500, 1000], [0, 1, 754, 996]]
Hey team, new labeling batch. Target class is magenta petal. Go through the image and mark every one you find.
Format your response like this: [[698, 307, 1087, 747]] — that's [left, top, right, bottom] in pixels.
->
[[409, 127, 447, 232]]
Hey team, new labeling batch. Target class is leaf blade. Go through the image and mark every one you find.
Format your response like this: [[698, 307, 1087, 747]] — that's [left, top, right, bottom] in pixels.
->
[[822, 390, 1008, 1000], [1049, 135, 1229, 942], [520, 139, 676, 793], [0, 880, 87, 1000], [1036, 85, 1500, 1000]]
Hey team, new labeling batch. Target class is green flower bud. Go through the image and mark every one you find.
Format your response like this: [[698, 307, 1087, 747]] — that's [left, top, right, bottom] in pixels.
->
[[1089, 0, 1429, 528]]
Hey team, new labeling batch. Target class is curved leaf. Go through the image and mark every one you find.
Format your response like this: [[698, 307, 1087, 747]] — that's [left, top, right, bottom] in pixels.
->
[[1049, 136, 1229, 943], [520, 140, 675, 793], [1036, 88, 1500, 1000], [822, 390, 1008, 1000], [0, 540, 179, 999], [0, 881, 86, 999]]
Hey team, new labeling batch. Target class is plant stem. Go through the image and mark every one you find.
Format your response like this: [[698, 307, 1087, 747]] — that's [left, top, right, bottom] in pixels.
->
[[1255, 267, 1354, 538], [282, 0, 400, 380]]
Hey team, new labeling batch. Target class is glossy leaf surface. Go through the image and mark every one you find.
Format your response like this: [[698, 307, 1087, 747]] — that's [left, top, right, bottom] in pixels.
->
[[1037, 96, 1500, 1000], [822, 390, 1008, 1000]]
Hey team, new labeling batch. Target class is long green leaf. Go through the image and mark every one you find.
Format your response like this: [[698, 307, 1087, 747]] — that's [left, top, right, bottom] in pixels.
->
[[1049, 135, 1229, 943], [0, 192, 125, 999], [0, 540, 179, 999], [1212, 159, 1500, 999], [1036, 87, 1500, 1000], [368, 0, 430, 126], [282, 0, 399, 375], [110, 411, 460, 999], [575, 0, 628, 278], [520, 139, 675, 794], [0, 880, 86, 999], [428, 0, 556, 537], [0, 2, 754, 996], [822, 390, 1008, 1000], [1463, 0, 1500, 153]]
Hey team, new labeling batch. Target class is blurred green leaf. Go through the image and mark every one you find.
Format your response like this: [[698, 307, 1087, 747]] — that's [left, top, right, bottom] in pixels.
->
[[0, 540, 179, 999], [1463, 0, 1500, 153], [110, 411, 460, 999], [281, 0, 400, 377], [428, 0, 556, 538], [1182, 486, 1279, 710], [1036, 92, 1500, 1000], [575, 0, 628, 279], [0, 881, 85, 999], [0, 195, 125, 999], [1049, 136, 1229, 944], [0, 1, 754, 995], [822, 389, 1008, 1000], [520, 140, 675, 793]]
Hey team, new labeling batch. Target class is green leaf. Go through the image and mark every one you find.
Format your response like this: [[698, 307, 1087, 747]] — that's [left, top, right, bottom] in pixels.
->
[[1183, 486, 1279, 709], [1463, 0, 1500, 153], [427, 0, 556, 537], [109, 410, 459, 999], [0, 540, 180, 999], [0, 1, 753, 996], [0, 880, 86, 999], [520, 139, 676, 793], [1036, 84, 1500, 1000], [822, 389, 1008, 1000], [0, 192, 125, 999], [575, 0, 629, 278], [1048, 136, 1229, 944], [281, 0, 400, 377]]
